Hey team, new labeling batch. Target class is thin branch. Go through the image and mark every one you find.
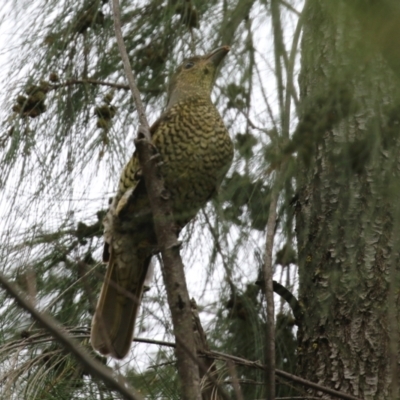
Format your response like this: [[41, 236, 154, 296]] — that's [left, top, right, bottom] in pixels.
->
[[134, 336, 176, 348], [209, 351, 362, 400], [253, 60, 279, 132], [270, 0, 286, 132], [275, 397, 323, 400], [111, 0, 150, 135], [272, 280, 302, 322], [226, 361, 244, 400], [134, 337, 363, 400], [2, 329, 363, 400], [111, 1, 202, 399], [0, 272, 143, 400], [279, 0, 301, 17], [215, 0, 257, 48], [263, 188, 279, 400], [263, 3, 297, 395], [224, 378, 265, 386], [284, 0, 309, 118], [50, 79, 130, 91], [49, 79, 161, 94], [135, 336, 364, 400]]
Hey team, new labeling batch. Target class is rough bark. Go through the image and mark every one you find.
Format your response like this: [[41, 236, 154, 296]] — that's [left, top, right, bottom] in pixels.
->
[[296, 1, 400, 399]]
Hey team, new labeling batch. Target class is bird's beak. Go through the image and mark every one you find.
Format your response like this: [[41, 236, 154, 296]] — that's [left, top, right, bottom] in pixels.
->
[[206, 46, 230, 67]]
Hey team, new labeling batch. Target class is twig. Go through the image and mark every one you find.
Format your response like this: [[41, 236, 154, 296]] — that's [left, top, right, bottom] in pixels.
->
[[275, 397, 323, 400], [209, 351, 362, 400], [224, 378, 265, 386], [191, 299, 228, 400], [50, 79, 130, 91], [271, 281, 302, 323], [0, 272, 143, 400], [263, 188, 279, 400], [111, 1, 202, 399], [135, 336, 362, 400], [111, 0, 150, 135], [278, 0, 301, 17], [283, 0, 308, 119], [226, 361, 244, 400], [270, 0, 286, 132], [2, 329, 362, 400], [49, 79, 161, 94], [215, 0, 257, 48], [134, 337, 363, 400], [264, 1, 295, 397], [134, 336, 176, 348]]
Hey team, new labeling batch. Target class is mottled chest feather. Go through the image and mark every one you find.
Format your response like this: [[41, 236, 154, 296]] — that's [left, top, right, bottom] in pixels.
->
[[152, 97, 233, 219]]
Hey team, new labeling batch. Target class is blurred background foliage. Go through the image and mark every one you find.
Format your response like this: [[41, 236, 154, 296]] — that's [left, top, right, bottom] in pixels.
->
[[0, 0, 303, 398]]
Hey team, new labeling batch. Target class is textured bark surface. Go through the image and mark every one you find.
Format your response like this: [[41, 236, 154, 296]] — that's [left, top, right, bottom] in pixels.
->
[[296, 1, 400, 399]]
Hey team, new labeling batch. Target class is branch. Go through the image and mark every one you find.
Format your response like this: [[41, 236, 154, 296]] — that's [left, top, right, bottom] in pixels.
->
[[134, 337, 363, 400], [94, 267, 230, 400], [49, 79, 161, 94], [135, 335, 361, 400], [208, 351, 362, 400], [282, 0, 305, 130], [0, 272, 143, 400], [111, 0, 150, 135], [190, 299, 231, 400], [256, 278, 302, 323], [276, 398, 323, 400], [215, 0, 256, 47], [262, 0, 285, 377], [263, 189, 278, 400], [50, 79, 130, 91], [278, 0, 301, 17], [272, 280, 302, 323], [4, 328, 363, 400], [111, 1, 202, 399], [270, 0, 286, 132]]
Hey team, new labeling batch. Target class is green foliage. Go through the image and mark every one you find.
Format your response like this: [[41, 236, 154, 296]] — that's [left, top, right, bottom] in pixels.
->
[[220, 171, 271, 231], [210, 283, 297, 398], [0, 0, 301, 398], [126, 351, 180, 399]]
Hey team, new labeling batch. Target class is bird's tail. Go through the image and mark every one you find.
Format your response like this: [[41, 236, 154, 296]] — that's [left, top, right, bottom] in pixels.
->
[[91, 248, 152, 359]]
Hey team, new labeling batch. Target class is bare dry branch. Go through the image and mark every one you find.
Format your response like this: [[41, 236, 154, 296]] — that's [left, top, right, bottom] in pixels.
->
[[111, 0, 202, 398]]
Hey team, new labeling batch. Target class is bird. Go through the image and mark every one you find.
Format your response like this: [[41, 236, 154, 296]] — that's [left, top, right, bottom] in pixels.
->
[[90, 45, 234, 359]]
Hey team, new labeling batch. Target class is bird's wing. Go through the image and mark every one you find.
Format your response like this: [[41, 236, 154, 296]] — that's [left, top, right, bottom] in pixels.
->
[[91, 115, 167, 358]]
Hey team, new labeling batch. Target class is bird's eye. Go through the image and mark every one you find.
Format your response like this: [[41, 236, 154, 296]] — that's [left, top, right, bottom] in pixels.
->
[[184, 61, 195, 69]]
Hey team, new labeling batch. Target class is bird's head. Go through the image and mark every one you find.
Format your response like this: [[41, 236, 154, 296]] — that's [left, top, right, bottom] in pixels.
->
[[166, 45, 230, 108]]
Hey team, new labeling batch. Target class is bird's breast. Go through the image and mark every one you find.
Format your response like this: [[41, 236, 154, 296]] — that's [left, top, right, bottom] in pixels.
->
[[152, 99, 233, 223]]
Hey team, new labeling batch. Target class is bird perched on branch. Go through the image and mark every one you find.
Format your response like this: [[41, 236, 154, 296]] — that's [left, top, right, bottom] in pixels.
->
[[91, 46, 233, 359]]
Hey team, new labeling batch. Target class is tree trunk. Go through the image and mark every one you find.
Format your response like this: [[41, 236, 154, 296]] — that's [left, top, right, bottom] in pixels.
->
[[296, 1, 400, 398]]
